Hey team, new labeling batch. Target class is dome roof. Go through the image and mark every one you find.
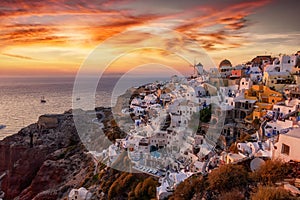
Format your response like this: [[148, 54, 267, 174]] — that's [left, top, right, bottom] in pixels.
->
[[219, 59, 232, 68], [196, 62, 203, 66]]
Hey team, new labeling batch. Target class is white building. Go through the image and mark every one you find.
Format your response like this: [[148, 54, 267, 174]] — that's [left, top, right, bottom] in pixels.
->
[[193, 85, 206, 97], [68, 187, 91, 200], [273, 128, 300, 162], [220, 152, 247, 164], [219, 85, 239, 98], [130, 97, 142, 107], [149, 131, 168, 148], [170, 114, 189, 128], [156, 171, 192, 200], [193, 161, 206, 173], [239, 77, 253, 92], [194, 62, 204, 76], [248, 66, 262, 82], [237, 141, 272, 158], [273, 99, 300, 118], [144, 94, 157, 104], [264, 120, 293, 137], [208, 68, 219, 77], [265, 54, 298, 73], [263, 71, 293, 91]]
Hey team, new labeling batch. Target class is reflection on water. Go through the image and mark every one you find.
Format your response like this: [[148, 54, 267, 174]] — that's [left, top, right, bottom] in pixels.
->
[[0, 76, 170, 139]]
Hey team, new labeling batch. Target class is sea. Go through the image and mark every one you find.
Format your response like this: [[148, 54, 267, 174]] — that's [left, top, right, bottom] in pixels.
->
[[0, 76, 170, 140]]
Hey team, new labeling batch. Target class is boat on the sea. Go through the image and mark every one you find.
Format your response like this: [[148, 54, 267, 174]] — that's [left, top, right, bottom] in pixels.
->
[[0, 125, 6, 130], [41, 96, 47, 103]]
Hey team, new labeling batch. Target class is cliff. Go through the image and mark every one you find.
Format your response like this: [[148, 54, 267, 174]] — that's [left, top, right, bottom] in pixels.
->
[[0, 110, 95, 200], [0, 107, 157, 200]]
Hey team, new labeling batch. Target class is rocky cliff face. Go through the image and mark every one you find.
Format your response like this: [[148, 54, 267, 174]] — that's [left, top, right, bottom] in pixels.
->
[[0, 107, 158, 200], [0, 110, 95, 200]]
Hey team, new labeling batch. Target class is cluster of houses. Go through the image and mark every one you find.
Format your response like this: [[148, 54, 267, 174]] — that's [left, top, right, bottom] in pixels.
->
[[76, 51, 300, 200]]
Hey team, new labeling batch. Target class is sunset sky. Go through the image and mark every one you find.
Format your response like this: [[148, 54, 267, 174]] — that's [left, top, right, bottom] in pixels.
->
[[0, 0, 299, 76]]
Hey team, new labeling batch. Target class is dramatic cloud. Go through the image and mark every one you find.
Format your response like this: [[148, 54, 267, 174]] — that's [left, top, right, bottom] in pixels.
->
[[0, 0, 271, 50], [0, 0, 298, 75], [172, 0, 271, 50]]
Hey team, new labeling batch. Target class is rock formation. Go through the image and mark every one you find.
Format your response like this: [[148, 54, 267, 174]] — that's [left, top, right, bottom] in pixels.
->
[[0, 110, 95, 200], [0, 107, 157, 200]]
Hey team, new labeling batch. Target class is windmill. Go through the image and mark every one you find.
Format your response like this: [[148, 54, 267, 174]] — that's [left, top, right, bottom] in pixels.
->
[[190, 57, 205, 77]]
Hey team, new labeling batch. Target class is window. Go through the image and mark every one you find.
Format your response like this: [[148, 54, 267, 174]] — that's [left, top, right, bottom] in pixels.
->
[[227, 129, 230, 136], [281, 144, 290, 155]]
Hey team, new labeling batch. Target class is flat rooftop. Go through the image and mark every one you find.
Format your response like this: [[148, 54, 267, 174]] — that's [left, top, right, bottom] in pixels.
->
[[285, 128, 300, 139]]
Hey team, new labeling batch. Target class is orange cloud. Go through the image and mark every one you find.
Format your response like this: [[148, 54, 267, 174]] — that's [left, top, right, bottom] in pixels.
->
[[0, 25, 69, 46], [0, 0, 273, 76], [0, 0, 270, 49]]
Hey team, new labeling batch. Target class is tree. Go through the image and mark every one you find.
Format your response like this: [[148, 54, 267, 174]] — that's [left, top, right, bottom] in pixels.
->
[[208, 164, 249, 192], [169, 176, 206, 200], [252, 159, 289, 185], [200, 106, 212, 123], [133, 177, 158, 199], [108, 173, 136, 199]]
